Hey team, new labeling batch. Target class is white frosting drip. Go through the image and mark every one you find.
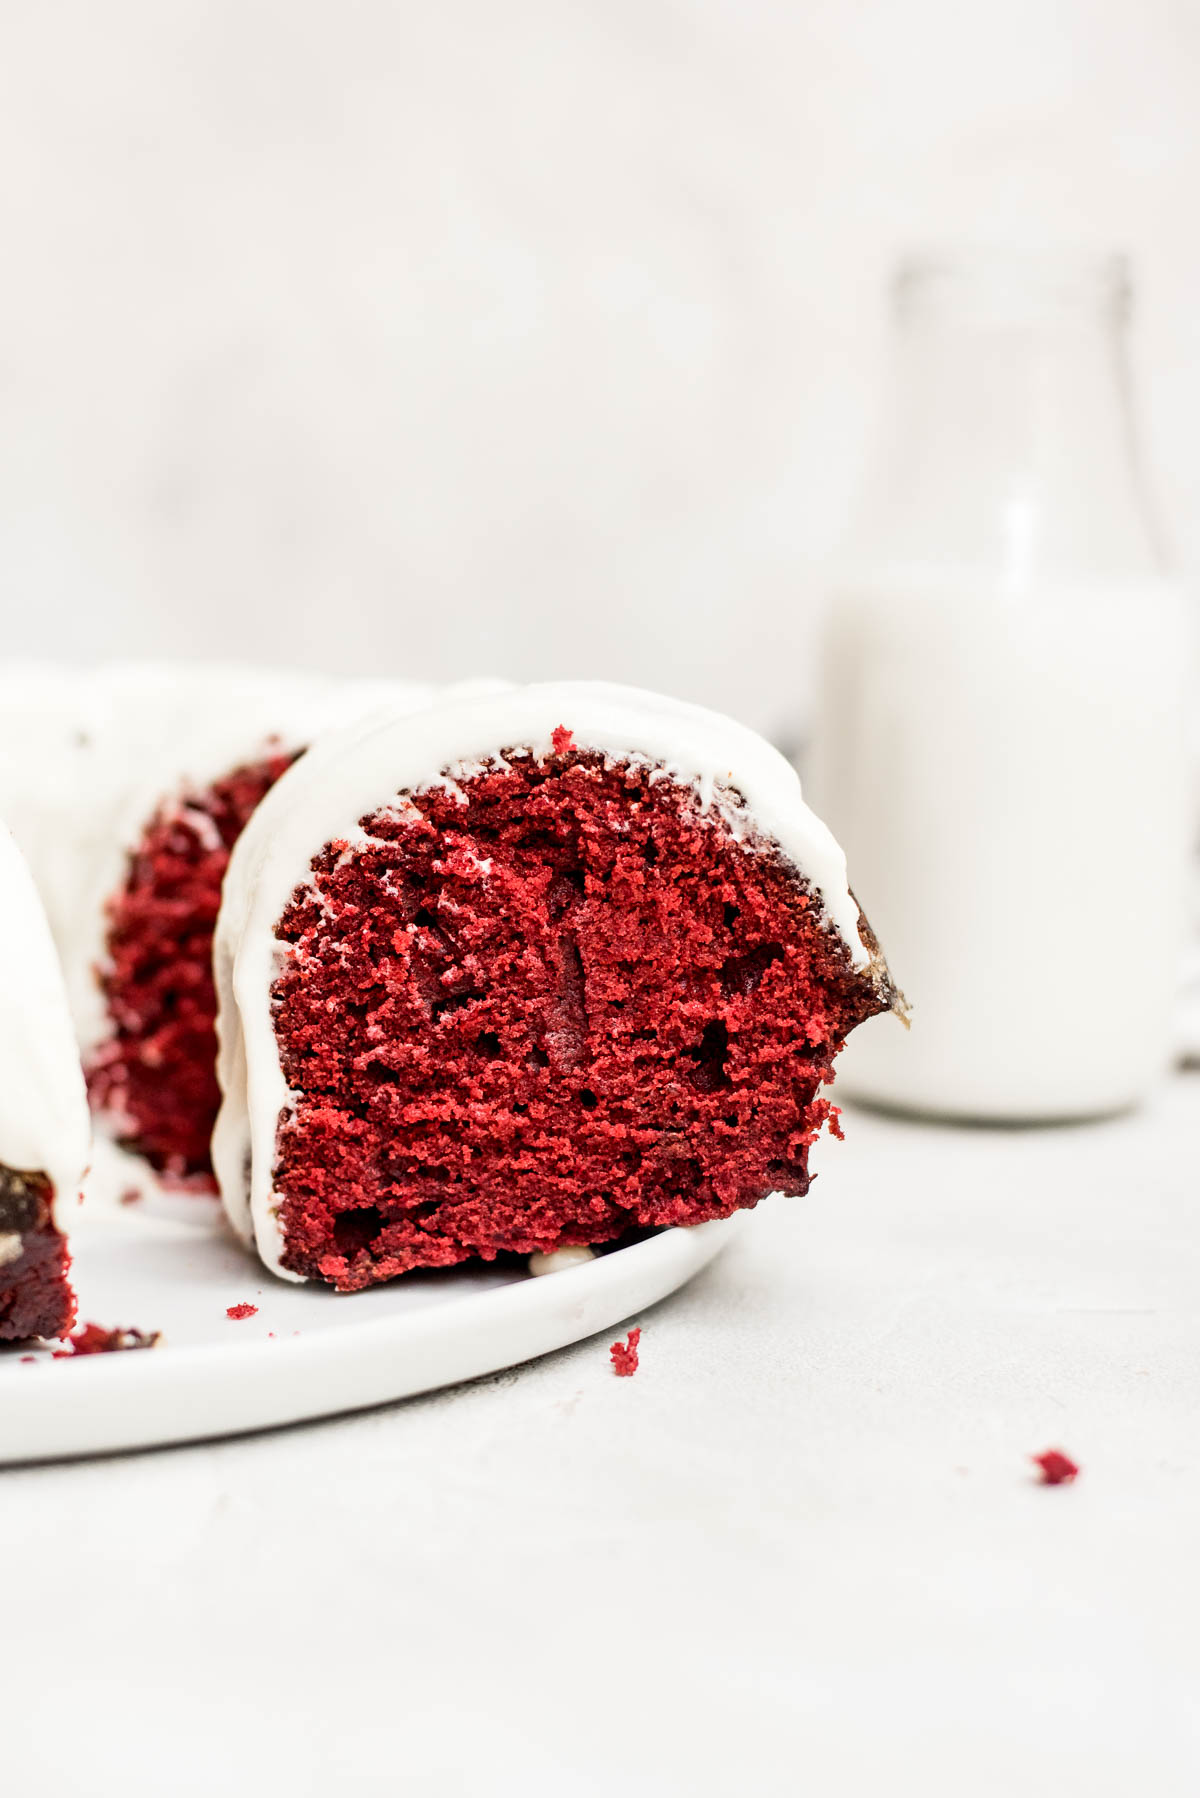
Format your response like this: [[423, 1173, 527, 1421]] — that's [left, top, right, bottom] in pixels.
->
[[0, 823, 90, 1218], [0, 663, 100, 960], [212, 680, 874, 1281]]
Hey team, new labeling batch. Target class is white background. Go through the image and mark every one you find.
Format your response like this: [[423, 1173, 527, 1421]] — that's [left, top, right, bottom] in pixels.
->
[[1, 0, 1196, 734], [2, 14, 1198, 1784]]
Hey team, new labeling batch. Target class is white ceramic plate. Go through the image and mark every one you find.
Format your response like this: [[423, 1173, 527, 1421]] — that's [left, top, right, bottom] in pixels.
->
[[0, 1200, 741, 1464]]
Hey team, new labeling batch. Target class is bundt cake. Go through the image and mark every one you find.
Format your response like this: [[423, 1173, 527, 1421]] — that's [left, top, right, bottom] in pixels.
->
[[0, 665, 899, 1338]]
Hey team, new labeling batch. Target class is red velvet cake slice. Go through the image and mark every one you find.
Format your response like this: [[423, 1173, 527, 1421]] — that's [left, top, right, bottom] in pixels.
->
[[0, 825, 90, 1340], [65, 665, 434, 1190], [213, 683, 900, 1289], [85, 746, 301, 1183]]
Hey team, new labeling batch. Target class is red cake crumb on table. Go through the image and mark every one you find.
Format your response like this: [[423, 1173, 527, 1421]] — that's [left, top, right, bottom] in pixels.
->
[[269, 747, 887, 1290], [53, 1321, 161, 1357], [226, 1303, 258, 1320], [610, 1327, 641, 1376], [86, 749, 299, 1185], [1031, 1449, 1080, 1486]]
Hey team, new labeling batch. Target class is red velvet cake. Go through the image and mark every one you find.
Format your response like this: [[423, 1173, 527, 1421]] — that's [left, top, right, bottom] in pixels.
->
[[0, 1170, 75, 1340], [0, 826, 90, 1341], [29, 664, 438, 1194], [85, 749, 297, 1183], [215, 683, 899, 1290]]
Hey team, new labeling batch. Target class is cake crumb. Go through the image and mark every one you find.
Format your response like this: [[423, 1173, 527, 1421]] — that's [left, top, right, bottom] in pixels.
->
[[53, 1322, 161, 1357], [610, 1326, 641, 1377], [20, 1354, 35, 1364], [119, 1186, 143, 1206], [551, 725, 575, 755], [1031, 1448, 1080, 1486], [226, 1302, 258, 1320]]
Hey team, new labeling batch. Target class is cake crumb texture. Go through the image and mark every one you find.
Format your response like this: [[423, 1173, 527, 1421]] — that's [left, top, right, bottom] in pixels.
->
[[0, 1170, 75, 1342], [88, 751, 297, 1183], [269, 748, 887, 1289]]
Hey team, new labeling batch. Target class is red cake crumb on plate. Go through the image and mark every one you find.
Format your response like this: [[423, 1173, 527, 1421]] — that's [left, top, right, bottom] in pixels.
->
[[53, 1321, 161, 1357], [610, 1326, 641, 1376], [87, 750, 298, 1184], [226, 1302, 258, 1320], [1031, 1448, 1080, 1486]]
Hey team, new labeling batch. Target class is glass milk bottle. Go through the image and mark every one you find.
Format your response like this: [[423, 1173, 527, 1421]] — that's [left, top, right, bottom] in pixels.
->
[[808, 251, 1193, 1120]]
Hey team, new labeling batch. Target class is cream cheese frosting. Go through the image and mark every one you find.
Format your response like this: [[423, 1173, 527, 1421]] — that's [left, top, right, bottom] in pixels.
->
[[212, 679, 883, 1280], [0, 661, 440, 1055], [0, 822, 90, 1216], [59, 664, 440, 1055]]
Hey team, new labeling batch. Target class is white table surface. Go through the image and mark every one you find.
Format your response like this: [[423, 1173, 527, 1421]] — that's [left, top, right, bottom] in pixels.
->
[[6, 1073, 1199, 1796]]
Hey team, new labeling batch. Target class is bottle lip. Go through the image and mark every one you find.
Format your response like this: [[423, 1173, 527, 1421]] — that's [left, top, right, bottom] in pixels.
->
[[893, 247, 1132, 326]]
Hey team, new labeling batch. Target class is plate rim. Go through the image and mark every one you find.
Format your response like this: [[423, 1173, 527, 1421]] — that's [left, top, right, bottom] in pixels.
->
[[0, 1213, 744, 1464]]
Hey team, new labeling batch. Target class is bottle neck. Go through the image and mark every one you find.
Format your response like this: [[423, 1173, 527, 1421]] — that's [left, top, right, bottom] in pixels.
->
[[850, 257, 1167, 588]]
